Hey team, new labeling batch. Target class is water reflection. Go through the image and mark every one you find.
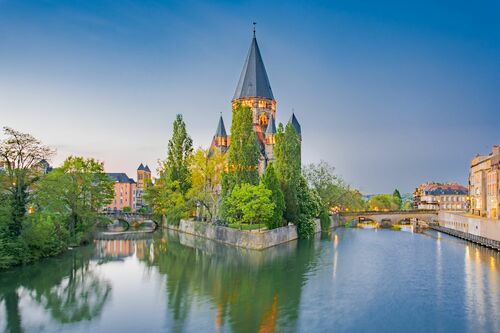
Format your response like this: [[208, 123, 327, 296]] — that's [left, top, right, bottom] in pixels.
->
[[0, 247, 111, 332], [138, 231, 319, 333]]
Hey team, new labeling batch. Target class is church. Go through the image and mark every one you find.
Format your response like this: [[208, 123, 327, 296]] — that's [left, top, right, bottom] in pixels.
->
[[210, 30, 302, 174]]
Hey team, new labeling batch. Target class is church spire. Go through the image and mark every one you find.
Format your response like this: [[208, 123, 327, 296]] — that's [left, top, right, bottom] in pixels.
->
[[233, 32, 274, 101]]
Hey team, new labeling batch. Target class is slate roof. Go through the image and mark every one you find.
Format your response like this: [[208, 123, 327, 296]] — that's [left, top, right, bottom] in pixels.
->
[[107, 173, 135, 184], [421, 183, 468, 195], [215, 115, 227, 137], [144, 165, 151, 173], [233, 36, 274, 100], [137, 163, 145, 171], [289, 113, 301, 136], [266, 116, 276, 135]]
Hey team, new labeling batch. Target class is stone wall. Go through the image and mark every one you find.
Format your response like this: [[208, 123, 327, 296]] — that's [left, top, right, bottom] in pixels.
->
[[165, 218, 325, 250], [438, 211, 500, 242]]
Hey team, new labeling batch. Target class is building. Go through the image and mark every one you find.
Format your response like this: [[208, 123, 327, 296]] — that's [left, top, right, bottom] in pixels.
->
[[413, 182, 468, 211], [135, 163, 152, 209], [469, 145, 500, 219], [105, 173, 136, 212], [210, 30, 302, 174]]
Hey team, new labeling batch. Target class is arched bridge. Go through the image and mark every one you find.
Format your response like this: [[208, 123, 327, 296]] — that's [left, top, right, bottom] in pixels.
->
[[100, 212, 159, 230], [339, 210, 438, 228]]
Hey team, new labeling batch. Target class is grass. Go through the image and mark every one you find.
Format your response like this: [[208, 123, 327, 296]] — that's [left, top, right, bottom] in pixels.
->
[[227, 223, 267, 231]]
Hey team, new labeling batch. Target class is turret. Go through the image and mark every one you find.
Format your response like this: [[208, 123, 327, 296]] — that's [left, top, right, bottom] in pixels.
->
[[213, 115, 228, 152], [265, 116, 276, 163], [288, 113, 302, 141]]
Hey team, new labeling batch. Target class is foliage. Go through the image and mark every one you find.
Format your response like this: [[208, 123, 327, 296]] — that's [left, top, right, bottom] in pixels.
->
[[145, 114, 193, 225], [274, 122, 301, 223], [223, 183, 275, 227], [393, 189, 402, 209], [303, 160, 366, 212], [367, 194, 400, 211], [187, 148, 225, 222], [402, 199, 413, 210], [222, 103, 260, 197], [33, 156, 114, 245], [260, 163, 285, 229], [164, 114, 193, 194], [295, 177, 321, 239], [319, 209, 331, 231], [0, 127, 54, 237]]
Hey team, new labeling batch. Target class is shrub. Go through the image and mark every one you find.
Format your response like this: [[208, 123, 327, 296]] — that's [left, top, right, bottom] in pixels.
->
[[319, 209, 331, 231]]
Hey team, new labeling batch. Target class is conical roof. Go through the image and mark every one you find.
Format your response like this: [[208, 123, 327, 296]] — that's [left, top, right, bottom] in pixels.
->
[[266, 116, 276, 135], [289, 113, 301, 135], [137, 163, 145, 171], [233, 36, 274, 100], [215, 115, 227, 137], [144, 165, 151, 173]]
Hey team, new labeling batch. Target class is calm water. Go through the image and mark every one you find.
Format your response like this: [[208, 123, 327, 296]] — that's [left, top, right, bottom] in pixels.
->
[[1, 228, 499, 333]]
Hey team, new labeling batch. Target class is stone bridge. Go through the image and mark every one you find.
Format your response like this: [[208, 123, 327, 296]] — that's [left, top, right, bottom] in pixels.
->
[[100, 212, 159, 230], [339, 210, 438, 228]]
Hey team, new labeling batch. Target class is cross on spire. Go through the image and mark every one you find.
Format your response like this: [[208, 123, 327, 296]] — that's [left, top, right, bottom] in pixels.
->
[[253, 22, 256, 37]]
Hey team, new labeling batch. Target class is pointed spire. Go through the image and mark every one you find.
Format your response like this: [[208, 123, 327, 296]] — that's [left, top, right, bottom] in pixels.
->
[[144, 165, 151, 173], [137, 163, 145, 171], [266, 116, 276, 135], [233, 33, 274, 100], [215, 114, 227, 137], [289, 113, 301, 136]]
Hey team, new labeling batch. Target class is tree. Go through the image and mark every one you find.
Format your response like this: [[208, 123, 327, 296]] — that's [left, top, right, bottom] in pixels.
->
[[164, 114, 193, 194], [224, 183, 275, 227], [260, 163, 285, 229], [367, 194, 400, 211], [0, 127, 54, 237], [393, 189, 402, 209], [145, 114, 193, 225], [33, 156, 114, 244], [274, 122, 301, 223], [295, 176, 321, 239], [222, 103, 260, 196], [187, 148, 225, 221]]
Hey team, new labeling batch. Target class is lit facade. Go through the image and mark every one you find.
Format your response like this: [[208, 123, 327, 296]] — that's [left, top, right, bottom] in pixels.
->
[[413, 182, 468, 211], [469, 145, 500, 219], [211, 32, 301, 174], [135, 163, 152, 209], [105, 173, 136, 212]]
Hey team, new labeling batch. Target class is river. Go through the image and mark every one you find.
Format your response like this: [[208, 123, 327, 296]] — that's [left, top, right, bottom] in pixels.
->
[[0, 227, 499, 333]]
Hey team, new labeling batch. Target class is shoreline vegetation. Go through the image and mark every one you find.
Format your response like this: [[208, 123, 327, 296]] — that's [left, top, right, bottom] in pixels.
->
[[1, 111, 405, 269]]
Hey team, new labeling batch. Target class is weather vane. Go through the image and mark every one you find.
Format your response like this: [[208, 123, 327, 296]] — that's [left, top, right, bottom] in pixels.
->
[[253, 22, 256, 37]]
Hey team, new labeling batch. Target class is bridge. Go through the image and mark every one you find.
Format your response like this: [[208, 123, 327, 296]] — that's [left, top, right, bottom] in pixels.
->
[[339, 210, 438, 228], [100, 212, 159, 230]]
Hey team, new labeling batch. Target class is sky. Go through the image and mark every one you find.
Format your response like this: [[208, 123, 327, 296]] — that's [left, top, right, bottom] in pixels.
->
[[1, 0, 499, 194]]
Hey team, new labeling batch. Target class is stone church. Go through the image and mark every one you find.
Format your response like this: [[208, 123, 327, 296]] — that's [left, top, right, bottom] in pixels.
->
[[210, 31, 302, 174]]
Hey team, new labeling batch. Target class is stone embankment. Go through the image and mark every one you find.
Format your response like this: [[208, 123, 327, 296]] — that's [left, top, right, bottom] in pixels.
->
[[164, 214, 340, 250]]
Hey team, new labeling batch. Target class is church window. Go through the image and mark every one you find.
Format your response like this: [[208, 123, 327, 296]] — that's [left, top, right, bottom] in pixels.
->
[[259, 113, 268, 125]]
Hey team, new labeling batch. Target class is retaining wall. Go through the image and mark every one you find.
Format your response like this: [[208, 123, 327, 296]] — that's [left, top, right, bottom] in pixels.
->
[[438, 211, 500, 242], [164, 217, 329, 250]]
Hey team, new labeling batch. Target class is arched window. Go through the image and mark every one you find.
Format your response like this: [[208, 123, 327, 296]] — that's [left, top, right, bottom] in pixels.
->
[[259, 113, 268, 125]]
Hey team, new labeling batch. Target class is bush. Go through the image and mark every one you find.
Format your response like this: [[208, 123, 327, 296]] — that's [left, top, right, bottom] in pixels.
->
[[223, 183, 275, 226], [319, 210, 331, 231], [296, 215, 316, 239], [22, 213, 69, 260]]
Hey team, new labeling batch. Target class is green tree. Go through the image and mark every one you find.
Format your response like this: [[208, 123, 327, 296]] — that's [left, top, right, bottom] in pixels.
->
[[165, 114, 193, 194], [393, 189, 402, 209], [367, 194, 400, 211], [145, 114, 193, 225], [260, 163, 285, 229], [224, 183, 275, 227], [33, 156, 114, 245], [0, 127, 54, 237], [303, 161, 366, 212], [187, 148, 225, 222], [295, 176, 321, 239], [222, 103, 260, 196], [274, 122, 301, 223]]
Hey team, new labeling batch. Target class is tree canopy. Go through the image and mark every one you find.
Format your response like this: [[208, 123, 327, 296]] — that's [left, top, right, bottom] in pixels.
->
[[260, 163, 285, 229]]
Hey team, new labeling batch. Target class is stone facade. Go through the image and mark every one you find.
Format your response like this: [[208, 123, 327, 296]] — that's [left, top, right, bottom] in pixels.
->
[[469, 145, 500, 219], [413, 182, 468, 211]]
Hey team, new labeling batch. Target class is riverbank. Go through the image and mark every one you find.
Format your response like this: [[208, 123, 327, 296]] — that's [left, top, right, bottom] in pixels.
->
[[163, 216, 341, 250]]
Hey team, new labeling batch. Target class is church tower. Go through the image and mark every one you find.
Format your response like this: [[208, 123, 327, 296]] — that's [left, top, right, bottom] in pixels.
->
[[212, 114, 228, 154], [232, 29, 277, 172]]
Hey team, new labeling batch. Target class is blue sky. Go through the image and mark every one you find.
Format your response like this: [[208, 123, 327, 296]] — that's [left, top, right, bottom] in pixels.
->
[[1, 0, 499, 193]]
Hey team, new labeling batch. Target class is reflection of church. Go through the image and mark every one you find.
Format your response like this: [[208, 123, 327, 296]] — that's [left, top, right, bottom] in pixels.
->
[[210, 30, 302, 173]]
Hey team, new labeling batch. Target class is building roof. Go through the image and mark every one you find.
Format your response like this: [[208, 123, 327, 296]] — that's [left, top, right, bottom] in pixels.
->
[[233, 36, 274, 100], [137, 163, 145, 171], [420, 183, 468, 195], [107, 173, 135, 184], [215, 115, 227, 137], [144, 165, 151, 173], [266, 116, 276, 135], [289, 113, 301, 135]]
